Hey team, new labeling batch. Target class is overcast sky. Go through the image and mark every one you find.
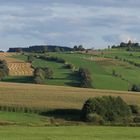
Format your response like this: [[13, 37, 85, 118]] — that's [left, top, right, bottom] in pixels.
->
[[0, 0, 140, 50]]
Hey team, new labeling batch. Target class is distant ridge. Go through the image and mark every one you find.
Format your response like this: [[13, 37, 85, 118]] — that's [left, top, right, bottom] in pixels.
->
[[8, 45, 72, 53]]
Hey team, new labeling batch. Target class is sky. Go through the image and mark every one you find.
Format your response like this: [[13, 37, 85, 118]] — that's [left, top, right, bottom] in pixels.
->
[[0, 0, 140, 51]]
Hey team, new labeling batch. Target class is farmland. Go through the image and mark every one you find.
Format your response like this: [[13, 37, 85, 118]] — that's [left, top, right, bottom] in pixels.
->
[[50, 51, 140, 90], [0, 82, 140, 110], [0, 81, 139, 127], [1, 51, 140, 139], [0, 81, 139, 139], [0, 53, 33, 76], [2, 51, 140, 91]]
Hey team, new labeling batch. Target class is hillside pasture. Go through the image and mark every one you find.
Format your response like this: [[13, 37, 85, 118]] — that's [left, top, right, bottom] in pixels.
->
[[4, 51, 140, 91], [49, 53, 129, 90]]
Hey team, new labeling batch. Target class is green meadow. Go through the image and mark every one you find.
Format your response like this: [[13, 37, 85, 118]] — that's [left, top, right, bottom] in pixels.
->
[[9, 50, 140, 91], [0, 125, 140, 140]]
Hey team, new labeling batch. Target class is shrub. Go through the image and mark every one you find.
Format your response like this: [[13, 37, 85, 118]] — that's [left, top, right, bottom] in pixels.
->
[[65, 64, 74, 70], [27, 55, 35, 63], [78, 67, 92, 88], [33, 67, 53, 84], [44, 67, 53, 79], [131, 84, 140, 92], [33, 68, 45, 84], [0, 60, 9, 80], [57, 58, 65, 63], [86, 113, 104, 124], [133, 116, 140, 123], [129, 105, 140, 115], [34, 68, 45, 80], [34, 76, 44, 84], [81, 96, 132, 122]]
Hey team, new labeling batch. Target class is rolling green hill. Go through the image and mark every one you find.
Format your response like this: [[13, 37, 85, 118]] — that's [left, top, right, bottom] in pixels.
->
[[7, 50, 140, 91]]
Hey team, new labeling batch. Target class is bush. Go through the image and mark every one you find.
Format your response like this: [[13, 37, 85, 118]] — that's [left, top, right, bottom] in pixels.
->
[[34, 76, 44, 84], [33, 68, 45, 84], [78, 67, 92, 88], [27, 55, 35, 63], [33, 67, 53, 84], [44, 67, 53, 79], [34, 68, 45, 80], [133, 116, 140, 123], [131, 84, 140, 92], [65, 64, 74, 70], [56, 58, 65, 63], [81, 96, 132, 123], [86, 113, 104, 124], [129, 105, 140, 115], [0, 60, 9, 80]]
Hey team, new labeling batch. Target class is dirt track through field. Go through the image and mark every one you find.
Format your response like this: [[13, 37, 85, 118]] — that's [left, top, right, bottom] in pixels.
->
[[0, 53, 33, 76]]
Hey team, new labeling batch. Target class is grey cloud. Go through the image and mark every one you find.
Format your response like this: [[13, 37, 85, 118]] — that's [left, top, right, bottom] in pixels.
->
[[1, 0, 140, 8], [0, 0, 140, 50]]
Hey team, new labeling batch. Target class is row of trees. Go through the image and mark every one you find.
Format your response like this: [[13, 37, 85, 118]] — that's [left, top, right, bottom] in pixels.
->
[[0, 60, 9, 80], [39, 55, 66, 63], [8, 45, 72, 53], [73, 45, 85, 51], [112, 40, 140, 51], [8, 45, 87, 53], [34, 67, 53, 84]]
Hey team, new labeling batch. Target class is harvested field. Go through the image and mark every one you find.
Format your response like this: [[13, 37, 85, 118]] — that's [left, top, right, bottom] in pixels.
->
[[8, 62, 33, 76], [0, 53, 33, 76], [0, 82, 140, 110]]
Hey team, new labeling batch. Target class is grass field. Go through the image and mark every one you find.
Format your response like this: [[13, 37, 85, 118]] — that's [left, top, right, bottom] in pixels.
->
[[50, 53, 129, 90], [11, 54, 79, 86], [50, 51, 140, 90], [0, 111, 49, 126], [3, 51, 140, 91], [32, 58, 79, 86], [0, 126, 140, 140]]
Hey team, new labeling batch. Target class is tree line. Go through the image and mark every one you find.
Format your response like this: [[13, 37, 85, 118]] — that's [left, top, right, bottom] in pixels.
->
[[111, 40, 140, 51], [8, 44, 86, 53]]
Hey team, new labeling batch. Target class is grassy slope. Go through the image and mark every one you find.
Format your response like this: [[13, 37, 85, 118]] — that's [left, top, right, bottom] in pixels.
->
[[51, 53, 129, 90], [32, 58, 78, 86], [11, 54, 78, 86], [102, 50, 140, 64], [10, 51, 140, 91], [0, 126, 140, 140], [99, 50, 140, 86]]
